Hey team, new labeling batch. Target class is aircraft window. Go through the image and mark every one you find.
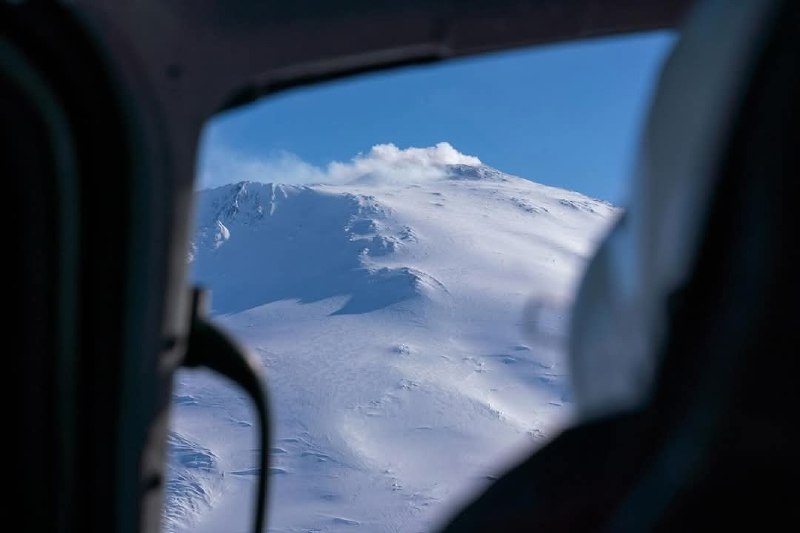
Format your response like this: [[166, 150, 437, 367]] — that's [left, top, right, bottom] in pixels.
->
[[166, 30, 675, 532]]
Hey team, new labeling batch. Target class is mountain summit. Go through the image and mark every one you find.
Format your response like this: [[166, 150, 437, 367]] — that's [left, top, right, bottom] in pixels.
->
[[190, 162, 613, 315]]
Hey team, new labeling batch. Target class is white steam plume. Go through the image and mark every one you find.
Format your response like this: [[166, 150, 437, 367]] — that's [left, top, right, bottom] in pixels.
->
[[199, 142, 481, 188]]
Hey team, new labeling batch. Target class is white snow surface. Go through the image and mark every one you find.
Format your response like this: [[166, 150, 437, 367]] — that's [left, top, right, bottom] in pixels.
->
[[168, 162, 618, 532]]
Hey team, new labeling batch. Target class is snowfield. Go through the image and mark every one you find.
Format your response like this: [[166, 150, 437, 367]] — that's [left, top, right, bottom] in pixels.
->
[[167, 150, 618, 532]]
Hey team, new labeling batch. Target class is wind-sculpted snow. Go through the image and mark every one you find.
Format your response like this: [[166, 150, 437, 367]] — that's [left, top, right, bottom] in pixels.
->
[[162, 432, 223, 532], [169, 161, 619, 532], [191, 182, 439, 315]]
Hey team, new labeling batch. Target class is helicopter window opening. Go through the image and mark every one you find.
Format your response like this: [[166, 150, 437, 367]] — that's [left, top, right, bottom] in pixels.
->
[[167, 30, 676, 532]]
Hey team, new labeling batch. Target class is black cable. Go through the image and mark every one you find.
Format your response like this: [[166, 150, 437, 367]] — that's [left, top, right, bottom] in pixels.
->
[[183, 289, 270, 533]]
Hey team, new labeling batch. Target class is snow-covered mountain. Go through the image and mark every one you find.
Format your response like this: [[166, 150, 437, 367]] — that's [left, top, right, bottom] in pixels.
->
[[167, 156, 618, 532]]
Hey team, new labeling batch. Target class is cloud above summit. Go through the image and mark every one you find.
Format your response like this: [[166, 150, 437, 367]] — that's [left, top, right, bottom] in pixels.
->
[[199, 142, 482, 188]]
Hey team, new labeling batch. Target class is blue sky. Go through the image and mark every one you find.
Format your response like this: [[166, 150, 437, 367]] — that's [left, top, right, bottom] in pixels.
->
[[199, 31, 676, 204]]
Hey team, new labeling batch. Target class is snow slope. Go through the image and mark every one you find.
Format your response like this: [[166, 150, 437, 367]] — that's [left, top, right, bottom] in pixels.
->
[[167, 159, 618, 532]]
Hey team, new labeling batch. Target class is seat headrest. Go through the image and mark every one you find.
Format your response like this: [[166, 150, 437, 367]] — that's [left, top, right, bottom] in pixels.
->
[[568, 0, 779, 420]]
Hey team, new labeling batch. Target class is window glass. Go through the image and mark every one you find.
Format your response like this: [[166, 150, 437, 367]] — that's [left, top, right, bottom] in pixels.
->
[[166, 31, 675, 533]]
